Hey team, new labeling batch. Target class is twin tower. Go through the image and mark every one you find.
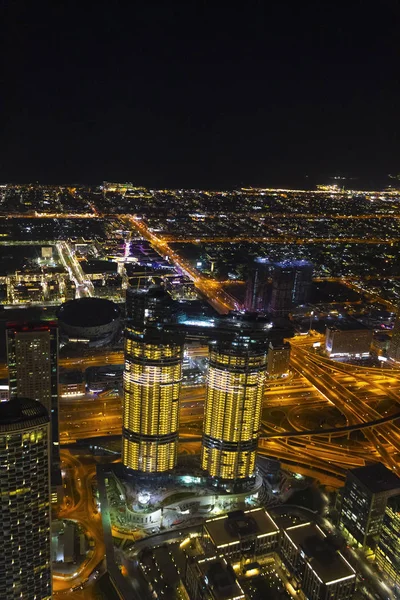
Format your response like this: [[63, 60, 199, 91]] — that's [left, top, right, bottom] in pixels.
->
[[122, 287, 268, 488]]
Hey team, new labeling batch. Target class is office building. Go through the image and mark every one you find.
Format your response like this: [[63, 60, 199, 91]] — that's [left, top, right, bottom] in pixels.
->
[[388, 311, 400, 362], [376, 494, 400, 588], [185, 556, 246, 600], [203, 508, 279, 560], [201, 337, 268, 488], [122, 325, 184, 473], [269, 261, 313, 317], [126, 284, 173, 326], [280, 522, 356, 600], [6, 321, 59, 467], [267, 341, 290, 378], [339, 463, 400, 549], [0, 398, 52, 600], [292, 260, 313, 305], [269, 263, 295, 317], [244, 258, 270, 313], [325, 321, 373, 358]]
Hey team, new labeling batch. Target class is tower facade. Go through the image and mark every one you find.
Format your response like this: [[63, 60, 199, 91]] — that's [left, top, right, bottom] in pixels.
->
[[6, 322, 59, 466], [376, 495, 400, 587], [244, 258, 270, 313], [122, 325, 184, 473], [269, 261, 313, 317], [269, 263, 296, 317], [201, 338, 267, 488], [267, 341, 291, 378], [0, 398, 52, 600], [126, 285, 172, 325], [292, 260, 313, 305], [339, 463, 400, 549], [388, 312, 400, 362]]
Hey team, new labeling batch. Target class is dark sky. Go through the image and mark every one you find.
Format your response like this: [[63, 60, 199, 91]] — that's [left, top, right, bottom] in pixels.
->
[[2, 1, 400, 188]]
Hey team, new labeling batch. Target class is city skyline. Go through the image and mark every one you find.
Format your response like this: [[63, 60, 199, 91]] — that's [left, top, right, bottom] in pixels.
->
[[3, 3, 400, 187], [2, 0, 400, 596]]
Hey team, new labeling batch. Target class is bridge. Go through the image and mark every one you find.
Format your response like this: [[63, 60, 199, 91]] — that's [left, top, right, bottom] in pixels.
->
[[261, 410, 400, 439]]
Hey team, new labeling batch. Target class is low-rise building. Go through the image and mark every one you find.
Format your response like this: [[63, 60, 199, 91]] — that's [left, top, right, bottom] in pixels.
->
[[325, 321, 372, 358], [281, 522, 356, 600], [59, 370, 85, 397], [186, 556, 246, 600], [203, 508, 279, 561]]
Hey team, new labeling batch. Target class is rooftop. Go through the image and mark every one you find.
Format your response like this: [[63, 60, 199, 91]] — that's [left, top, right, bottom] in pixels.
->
[[349, 463, 400, 494], [285, 522, 355, 584], [57, 297, 120, 328], [59, 370, 84, 384], [0, 398, 49, 432], [205, 508, 279, 548], [326, 318, 369, 332], [81, 260, 118, 274], [198, 558, 245, 600]]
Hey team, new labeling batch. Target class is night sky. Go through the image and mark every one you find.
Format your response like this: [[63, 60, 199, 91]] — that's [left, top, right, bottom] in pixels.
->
[[2, 1, 400, 188]]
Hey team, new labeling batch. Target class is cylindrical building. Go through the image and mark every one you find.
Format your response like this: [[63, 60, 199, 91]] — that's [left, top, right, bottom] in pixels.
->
[[122, 326, 184, 473], [201, 338, 268, 489], [0, 398, 52, 600]]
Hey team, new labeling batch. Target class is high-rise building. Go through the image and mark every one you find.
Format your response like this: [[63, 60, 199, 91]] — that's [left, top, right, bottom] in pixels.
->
[[6, 321, 59, 467], [126, 285, 173, 326], [0, 398, 52, 600], [122, 324, 184, 473], [339, 463, 400, 549], [376, 494, 400, 588], [388, 311, 400, 362], [292, 260, 313, 306], [269, 263, 296, 317], [267, 341, 290, 378], [201, 336, 268, 489], [244, 258, 270, 313], [269, 261, 313, 317]]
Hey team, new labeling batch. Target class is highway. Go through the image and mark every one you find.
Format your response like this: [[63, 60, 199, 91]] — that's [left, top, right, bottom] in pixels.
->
[[125, 215, 237, 313], [53, 450, 105, 598], [289, 345, 400, 472], [262, 410, 400, 438]]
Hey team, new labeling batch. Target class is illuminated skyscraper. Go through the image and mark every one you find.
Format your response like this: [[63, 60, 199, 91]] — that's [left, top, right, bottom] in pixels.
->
[[122, 325, 184, 473], [244, 258, 270, 313], [339, 463, 400, 549], [0, 398, 52, 600], [376, 494, 400, 588], [201, 337, 268, 489], [126, 285, 173, 326], [6, 322, 60, 468]]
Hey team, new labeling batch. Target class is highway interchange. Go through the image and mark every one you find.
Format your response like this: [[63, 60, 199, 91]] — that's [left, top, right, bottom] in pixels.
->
[[25, 212, 399, 596]]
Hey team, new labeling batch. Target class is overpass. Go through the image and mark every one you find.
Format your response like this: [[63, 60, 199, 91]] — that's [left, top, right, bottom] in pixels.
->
[[261, 410, 400, 439]]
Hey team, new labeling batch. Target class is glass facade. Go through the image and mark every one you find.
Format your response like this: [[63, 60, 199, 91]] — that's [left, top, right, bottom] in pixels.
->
[[376, 495, 400, 587], [0, 399, 52, 600], [201, 340, 267, 485], [6, 322, 59, 467], [122, 327, 184, 472]]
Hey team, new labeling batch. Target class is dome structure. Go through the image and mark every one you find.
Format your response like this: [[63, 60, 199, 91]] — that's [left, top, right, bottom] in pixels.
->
[[57, 297, 121, 347]]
